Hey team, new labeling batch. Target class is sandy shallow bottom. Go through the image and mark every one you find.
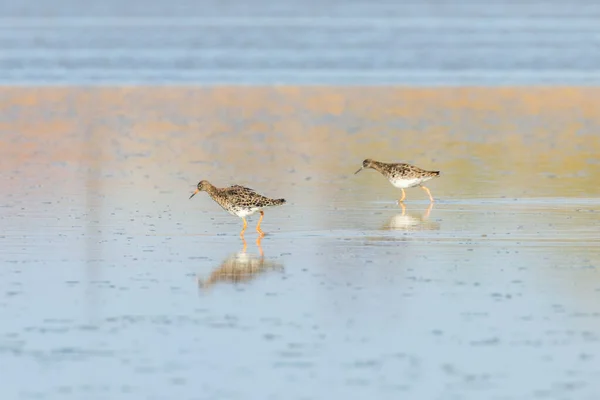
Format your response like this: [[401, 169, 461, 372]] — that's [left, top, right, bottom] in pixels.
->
[[1, 87, 600, 399]]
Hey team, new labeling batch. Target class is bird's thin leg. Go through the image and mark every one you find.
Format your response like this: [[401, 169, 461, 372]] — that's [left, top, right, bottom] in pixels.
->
[[240, 217, 248, 237], [399, 202, 406, 216], [421, 186, 434, 202], [256, 211, 265, 237], [423, 202, 434, 219], [240, 235, 248, 253], [399, 188, 406, 202], [256, 235, 264, 257]]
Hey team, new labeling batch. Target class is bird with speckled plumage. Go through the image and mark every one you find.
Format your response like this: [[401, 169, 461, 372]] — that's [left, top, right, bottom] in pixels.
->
[[189, 180, 286, 236], [355, 159, 440, 202]]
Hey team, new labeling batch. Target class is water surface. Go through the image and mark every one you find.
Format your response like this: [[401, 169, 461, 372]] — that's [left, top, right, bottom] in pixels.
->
[[1, 87, 600, 399]]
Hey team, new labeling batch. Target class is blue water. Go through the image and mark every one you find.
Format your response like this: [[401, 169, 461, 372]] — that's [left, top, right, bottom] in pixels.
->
[[1, 0, 600, 84]]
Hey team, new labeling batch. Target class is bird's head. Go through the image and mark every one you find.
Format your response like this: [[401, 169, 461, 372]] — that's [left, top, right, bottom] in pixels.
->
[[354, 159, 375, 174], [189, 180, 210, 199]]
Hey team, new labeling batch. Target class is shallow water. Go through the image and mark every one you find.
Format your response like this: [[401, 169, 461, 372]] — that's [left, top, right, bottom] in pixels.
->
[[1, 87, 600, 399]]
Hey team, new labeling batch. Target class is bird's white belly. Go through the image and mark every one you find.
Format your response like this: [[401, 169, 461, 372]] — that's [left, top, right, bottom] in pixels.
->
[[390, 178, 423, 189], [230, 207, 260, 218]]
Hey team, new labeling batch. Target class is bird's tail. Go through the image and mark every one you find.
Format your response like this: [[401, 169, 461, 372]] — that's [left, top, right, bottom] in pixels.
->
[[430, 171, 441, 177], [272, 198, 286, 206]]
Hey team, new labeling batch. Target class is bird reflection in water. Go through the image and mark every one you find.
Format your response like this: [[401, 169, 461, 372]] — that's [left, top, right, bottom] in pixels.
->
[[383, 202, 439, 231], [198, 236, 284, 289]]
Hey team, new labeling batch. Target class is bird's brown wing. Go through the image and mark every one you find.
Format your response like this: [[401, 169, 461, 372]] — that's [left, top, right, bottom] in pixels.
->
[[390, 163, 428, 178], [224, 185, 272, 207], [225, 185, 256, 195]]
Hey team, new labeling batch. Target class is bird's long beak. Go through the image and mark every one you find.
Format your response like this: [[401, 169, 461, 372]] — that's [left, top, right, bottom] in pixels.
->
[[354, 166, 364, 175], [189, 189, 199, 199]]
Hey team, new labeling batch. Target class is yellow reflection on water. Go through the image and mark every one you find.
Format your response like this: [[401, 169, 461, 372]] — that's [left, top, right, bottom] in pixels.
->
[[1, 86, 598, 201]]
